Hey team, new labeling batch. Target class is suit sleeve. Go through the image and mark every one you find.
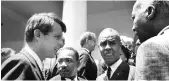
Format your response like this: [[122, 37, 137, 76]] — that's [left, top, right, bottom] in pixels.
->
[[135, 38, 169, 80], [1, 56, 36, 80], [78, 52, 90, 79]]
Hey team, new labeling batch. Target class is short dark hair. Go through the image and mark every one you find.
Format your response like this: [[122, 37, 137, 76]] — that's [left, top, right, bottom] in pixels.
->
[[152, 0, 169, 19], [56, 47, 79, 61], [25, 12, 66, 42], [80, 32, 96, 47]]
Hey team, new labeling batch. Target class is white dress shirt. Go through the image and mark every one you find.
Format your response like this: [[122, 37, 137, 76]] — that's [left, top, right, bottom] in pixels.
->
[[65, 75, 78, 81], [109, 58, 122, 77]]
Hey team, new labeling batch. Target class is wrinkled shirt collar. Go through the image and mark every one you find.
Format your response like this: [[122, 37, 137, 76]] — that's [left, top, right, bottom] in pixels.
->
[[109, 58, 122, 77], [157, 25, 169, 36]]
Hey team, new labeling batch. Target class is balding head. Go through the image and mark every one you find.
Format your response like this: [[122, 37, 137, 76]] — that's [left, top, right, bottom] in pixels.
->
[[98, 28, 120, 44], [98, 28, 121, 66]]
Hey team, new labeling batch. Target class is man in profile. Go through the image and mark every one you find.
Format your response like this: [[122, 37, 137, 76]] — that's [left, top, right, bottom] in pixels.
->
[[1, 12, 66, 80], [50, 47, 86, 81], [131, 0, 169, 80], [78, 32, 97, 80]]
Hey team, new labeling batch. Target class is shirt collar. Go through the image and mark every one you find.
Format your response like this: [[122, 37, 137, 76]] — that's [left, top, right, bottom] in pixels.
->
[[65, 75, 78, 81], [24, 43, 43, 70], [157, 25, 169, 36], [109, 58, 122, 77], [74, 75, 78, 81]]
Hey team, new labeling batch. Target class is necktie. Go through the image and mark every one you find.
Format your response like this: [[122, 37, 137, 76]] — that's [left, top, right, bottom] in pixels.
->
[[107, 66, 111, 79]]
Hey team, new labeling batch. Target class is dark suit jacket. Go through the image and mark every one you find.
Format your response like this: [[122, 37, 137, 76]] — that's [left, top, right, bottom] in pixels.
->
[[78, 48, 97, 80], [96, 61, 135, 80], [1, 48, 44, 80], [49, 74, 87, 81], [135, 26, 169, 80]]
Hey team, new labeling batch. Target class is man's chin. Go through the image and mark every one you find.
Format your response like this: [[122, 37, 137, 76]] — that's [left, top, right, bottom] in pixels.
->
[[46, 54, 55, 58], [105, 60, 115, 66], [104, 58, 114, 63], [139, 38, 146, 43], [138, 36, 150, 43], [137, 32, 155, 43]]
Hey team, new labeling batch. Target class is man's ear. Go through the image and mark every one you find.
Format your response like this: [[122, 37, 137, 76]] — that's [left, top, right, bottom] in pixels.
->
[[34, 29, 41, 41], [147, 5, 155, 20]]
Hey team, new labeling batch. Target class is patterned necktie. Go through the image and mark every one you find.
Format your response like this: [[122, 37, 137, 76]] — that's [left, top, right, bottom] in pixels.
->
[[107, 66, 111, 79]]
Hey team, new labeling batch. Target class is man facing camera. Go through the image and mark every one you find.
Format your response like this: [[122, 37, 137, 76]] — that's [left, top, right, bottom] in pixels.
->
[[1, 12, 66, 80], [96, 28, 135, 80], [50, 47, 86, 81]]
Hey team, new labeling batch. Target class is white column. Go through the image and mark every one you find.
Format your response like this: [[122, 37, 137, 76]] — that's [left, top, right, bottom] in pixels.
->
[[62, 0, 87, 50]]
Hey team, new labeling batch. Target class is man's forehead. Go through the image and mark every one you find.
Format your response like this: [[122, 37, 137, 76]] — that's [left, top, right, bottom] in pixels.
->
[[132, 1, 141, 13], [100, 35, 117, 41], [58, 56, 72, 60], [52, 22, 63, 34], [133, 0, 153, 10], [57, 54, 75, 61], [100, 37, 119, 44], [99, 29, 120, 41], [136, 0, 154, 3]]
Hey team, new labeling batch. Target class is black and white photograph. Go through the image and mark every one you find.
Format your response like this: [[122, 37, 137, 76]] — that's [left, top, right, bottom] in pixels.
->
[[1, 0, 169, 80]]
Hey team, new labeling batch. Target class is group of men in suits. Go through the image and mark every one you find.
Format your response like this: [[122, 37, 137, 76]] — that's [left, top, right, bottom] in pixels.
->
[[77, 29, 136, 81], [2, 0, 169, 80], [1, 12, 135, 80]]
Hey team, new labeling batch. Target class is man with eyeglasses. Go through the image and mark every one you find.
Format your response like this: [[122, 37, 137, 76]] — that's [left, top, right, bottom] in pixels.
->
[[96, 28, 135, 80]]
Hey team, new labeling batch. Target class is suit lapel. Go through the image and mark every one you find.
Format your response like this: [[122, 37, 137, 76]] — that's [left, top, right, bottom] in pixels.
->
[[110, 69, 123, 80], [20, 49, 44, 80], [110, 62, 129, 80]]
